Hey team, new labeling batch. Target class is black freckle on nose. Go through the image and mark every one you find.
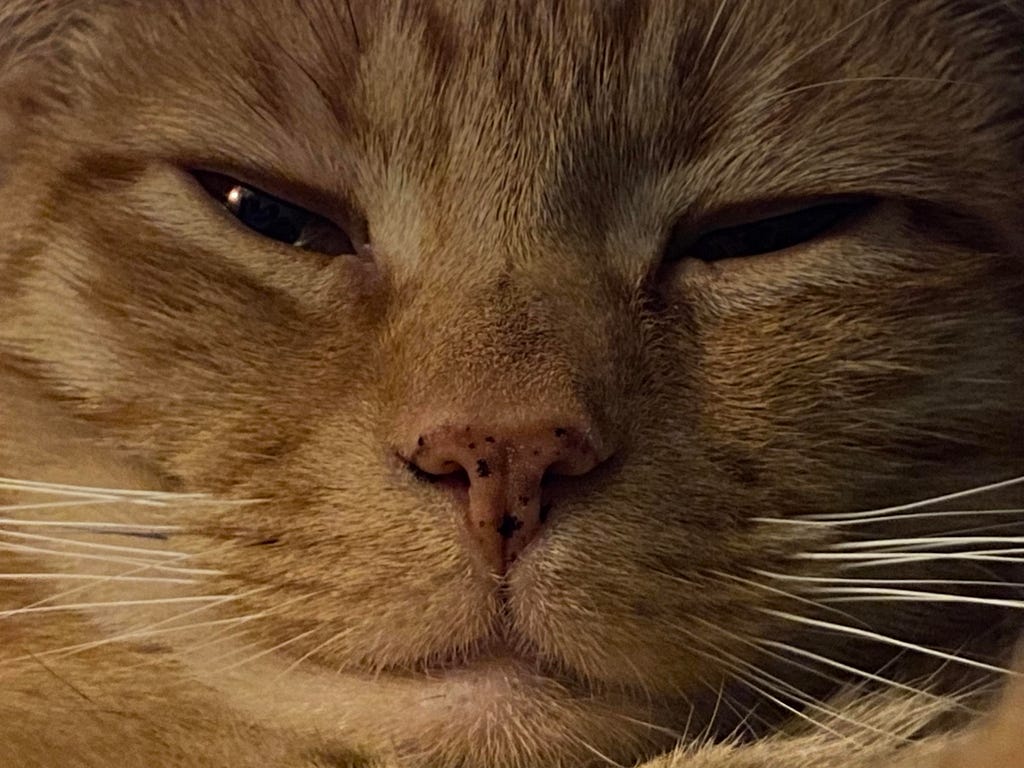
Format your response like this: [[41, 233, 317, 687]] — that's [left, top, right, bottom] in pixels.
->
[[539, 504, 552, 523], [256, 537, 280, 546], [484, 436, 495, 443], [554, 427, 567, 437], [476, 459, 491, 478], [497, 513, 523, 539], [468, 442, 476, 449], [417, 436, 425, 447], [519, 495, 529, 506]]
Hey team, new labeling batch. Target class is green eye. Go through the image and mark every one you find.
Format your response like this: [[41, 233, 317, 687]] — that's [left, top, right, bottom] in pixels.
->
[[194, 171, 356, 257], [666, 199, 874, 263]]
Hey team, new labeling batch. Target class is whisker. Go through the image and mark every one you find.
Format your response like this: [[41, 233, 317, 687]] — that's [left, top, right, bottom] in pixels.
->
[[809, 586, 1024, 610], [709, 650, 867, 743], [1, 588, 272, 664], [609, 713, 684, 742], [169, 589, 327, 669], [209, 627, 322, 675], [711, 569, 868, 628], [0, 518, 182, 535], [0, 573, 195, 584], [760, 609, 1016, 676], [796, 551, 1024, 568], [0, 500, 132, 513], [0, 594, 238, 619], [0, 529, 187, 558], [755, 508, 1024, 527], [828, 536, 1024, 552], [691, 614, 851, 692], [0, 481, 184, 506], [278, 626, 350, 679], [692, 615, 931, 739], [0, 477, 263, 508], [757, 639, 976, 712], [10, 542, 236, 615], [800, 475, 1024, 522], [0, 541, 221, 575], [757, 571, 1024, 590]]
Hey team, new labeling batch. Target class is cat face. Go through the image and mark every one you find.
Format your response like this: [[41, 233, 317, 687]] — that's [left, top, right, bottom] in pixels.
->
[[1, 1, 1023, 766]]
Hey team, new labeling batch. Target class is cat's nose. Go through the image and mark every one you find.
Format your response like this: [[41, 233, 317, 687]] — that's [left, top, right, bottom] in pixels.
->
[[405, 423, 604, 574]]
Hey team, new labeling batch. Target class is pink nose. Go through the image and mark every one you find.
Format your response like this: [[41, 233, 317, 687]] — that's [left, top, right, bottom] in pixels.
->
[[406, 423, 603, 573]]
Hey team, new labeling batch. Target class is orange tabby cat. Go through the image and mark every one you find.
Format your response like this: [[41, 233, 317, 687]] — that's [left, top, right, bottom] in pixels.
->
[[1, 1, 1023, 767]]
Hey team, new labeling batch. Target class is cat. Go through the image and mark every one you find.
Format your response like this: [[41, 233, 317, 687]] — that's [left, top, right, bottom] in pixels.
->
[[1, 1, 1023, 767]]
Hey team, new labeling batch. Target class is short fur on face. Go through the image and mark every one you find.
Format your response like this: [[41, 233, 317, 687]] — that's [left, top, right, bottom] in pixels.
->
[[1, 1, 1023, 767]]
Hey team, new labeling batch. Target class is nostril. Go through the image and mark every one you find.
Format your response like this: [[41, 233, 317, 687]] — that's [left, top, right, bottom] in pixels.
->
[[405, 457, 471, 492], [398, 420, 611, 573]]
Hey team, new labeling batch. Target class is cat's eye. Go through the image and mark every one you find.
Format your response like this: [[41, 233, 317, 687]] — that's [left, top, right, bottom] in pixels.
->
[[665, 199, 874, 263], [193, 171, 356, 257]]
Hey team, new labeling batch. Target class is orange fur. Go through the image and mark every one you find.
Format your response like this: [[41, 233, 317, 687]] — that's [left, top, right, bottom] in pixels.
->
[[1, 1, 1023, 767]]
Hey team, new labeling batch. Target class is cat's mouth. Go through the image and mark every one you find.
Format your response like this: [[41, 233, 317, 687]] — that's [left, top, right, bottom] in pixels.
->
[[374, 633, 555, 681]]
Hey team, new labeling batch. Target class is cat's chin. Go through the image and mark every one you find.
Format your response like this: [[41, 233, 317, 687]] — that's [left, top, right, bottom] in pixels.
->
[[192, 645, 678, 767]]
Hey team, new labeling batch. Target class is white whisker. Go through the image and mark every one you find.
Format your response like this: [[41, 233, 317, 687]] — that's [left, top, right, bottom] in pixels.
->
[[755, 508, 1024, 527], [757, 571, 1024, 590], [0, 483, 176, 506], [757, 640, 964, 709], [0, 541, 221, 575], [175, 590, 327, 673], [609, 713, 684, 741], [0, 594, 238, 619], [760, 609, 1015, 676], [709, 649, 868, 743], [0, 477, 205, 500], [210, 627, 322, 675], [2, 588, 272, 664], [711, 569, 867, 627], [800, 475, 1024, 522], [796, 551, 1024, 568], [0, 573, 195, 584], [277, 626, 349, 679], [0, 518, 182, 534], [0, 529, 186, 558], [810, 587, 1024, 610], [11, 542, 236, 615], [0, 477, 262, 509], [0, 500, 129, 513], [829, 536, 1024, 552]]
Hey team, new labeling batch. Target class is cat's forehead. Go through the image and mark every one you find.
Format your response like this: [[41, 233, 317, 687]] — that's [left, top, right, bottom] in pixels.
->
[[77, 0, 1016, 245]]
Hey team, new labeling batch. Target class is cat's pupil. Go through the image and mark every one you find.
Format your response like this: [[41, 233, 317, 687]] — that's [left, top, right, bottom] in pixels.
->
[[225, 184, 312, 246], [193, 170, 357, 256]]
